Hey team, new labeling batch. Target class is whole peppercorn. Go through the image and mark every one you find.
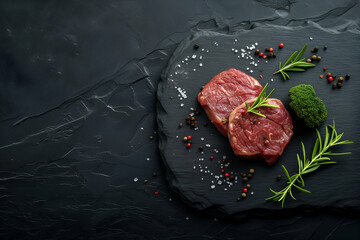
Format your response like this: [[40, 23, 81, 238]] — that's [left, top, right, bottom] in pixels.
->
[[237, 197, 241, 201], [186, 143, 191, 148], [323, 67, 326, 71], [267, 52, 274, 58], [222, 159, 226, 163], [306, 59, 312, 63], [247, 173, 252, 178], [194, 44, 199, 49], [242, 193, 247, 198], [276, 174, 281, 180], [230, 175, 235, 181], [328, 77, 334, 82], [279, 43, 284, 48], [332, 83, 337, 89], [153, 172, 157, 177], [243, 177, 248, 182], [259, 52, 264, 57], [249, 169, 255, 174], [243, 188, 248, 193], [263, 55, 267, 59], [337, 82, 343, 88], [265, 48, 269, 52], [324, 45, 328, 50], [264, 139, 270, 145], [273, 53, 276, 58], [311, 55, 317, 60], [144, 179, 148, 183], [149, 136, 153, 140], [221, 119, 227, 124], [183, 137, 188, 142], [316, 56, 321, 61], [346, 74, 350, 80], [225, 173, 230, 178], [255, 49, 260, 55], [246, 184, 251, 188], [326, 72, 332, 77], [198, 146, 203, 151], [240, 172, 246, 177], [187, 140, 192, 144], [338, 77, 344, 82], [179, 123, 183, 128], [332, 75, 336, 80], [269, 48, 274, 52]]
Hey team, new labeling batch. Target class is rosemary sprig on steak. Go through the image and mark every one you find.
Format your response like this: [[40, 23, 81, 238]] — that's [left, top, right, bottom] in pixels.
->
[[245, 83, 280, 118], [266, 121, 353, 207], [273, 44, 316, 80]]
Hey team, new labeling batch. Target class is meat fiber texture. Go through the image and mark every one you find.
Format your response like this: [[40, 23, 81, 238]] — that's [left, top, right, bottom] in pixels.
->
[[228, 98, 293, 165], [198, 68, 263, 136]]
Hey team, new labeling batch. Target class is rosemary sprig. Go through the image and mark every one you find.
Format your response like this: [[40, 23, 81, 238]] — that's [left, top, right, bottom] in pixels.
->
[[273, 44, 316, 80], [266, 121, 353, 207], [245, 83, 280, 118]]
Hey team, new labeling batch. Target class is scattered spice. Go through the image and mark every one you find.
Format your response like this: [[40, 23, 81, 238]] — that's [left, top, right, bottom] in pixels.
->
[[323, 45, 328, 50], [316, 56, 321, 61], [267, 52, 274, 58], [243, 177, 248, 182], [311, 47, 319, 53], [337, 82, 343, 88], [269, 48, 274, 52], [179, 123, 183, 128], [332, 74, 336, 80], [242, 193, 247, 198], [186, 143, 191, 148], [246, 184, 251, 188], [144, 179, 148, 183], [279, 43, 284, 48], [311, 55, 317, 61], [328, 76, 334, 82], [306, 59, 312, 63], [332, 83, 337, 89], [183, 137, 188, 142], [230, 175, 235, 181], [243, 188, 248, 193], [221, 119, 227, 124], [323, 67, 326, 71], [263, 55, 267, 59], [247, 173, 252, 178], [259, 52, 264, 57], [338, 77, 344, 82], [153, 172, 157, 177], [198, 146, 203, 151], [237, 197, 241, 201], [346, 74, 350, 80], [225, 173, 230, 178], [221, 169, 225, 173], [259, 75, 263, 79], [249, 169, 255, 174], [154, 191, 159, 195], [255, 49, 260, 55], [276, 174, 281, 180], [149, 136, 153, 140], [194, 44, 199, 49], [320, 75, 323, 79], [326, 72, 332, 77]]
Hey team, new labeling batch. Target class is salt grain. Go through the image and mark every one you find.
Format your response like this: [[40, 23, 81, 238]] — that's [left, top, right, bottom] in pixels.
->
[[134, 177, 138, 182]]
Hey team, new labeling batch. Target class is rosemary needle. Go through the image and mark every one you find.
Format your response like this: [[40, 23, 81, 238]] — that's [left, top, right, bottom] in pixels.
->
[[245, 83, 280, 118], [274, 44, 316, 80], [266, 121, 353, 207]]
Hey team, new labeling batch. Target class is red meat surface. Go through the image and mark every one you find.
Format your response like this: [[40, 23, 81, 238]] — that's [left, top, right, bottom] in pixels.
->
[[198, 68, 263, 136], [228, 98, 293, 165]]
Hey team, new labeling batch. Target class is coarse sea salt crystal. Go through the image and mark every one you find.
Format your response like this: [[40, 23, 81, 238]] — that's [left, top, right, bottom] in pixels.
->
[[199, 63, 203, 67], [211, 185, 215, 189], [192, 54, 196, 59], [134, 177, 138, 182]]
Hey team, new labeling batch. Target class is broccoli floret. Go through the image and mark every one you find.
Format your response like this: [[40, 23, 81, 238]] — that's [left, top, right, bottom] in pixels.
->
[[288, 84, 327, 128]]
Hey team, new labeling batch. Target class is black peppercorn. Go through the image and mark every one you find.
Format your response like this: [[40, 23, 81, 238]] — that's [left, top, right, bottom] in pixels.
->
[[332, 74, 336, 80], [198, 146, 203, 151], [149, 136, 153, 140], [230, 175, 235, 181], [255, 49, 260, 55], [276, 174, 281, 180], [267, 52, 274, 58], [332, 83, 337, 89], [337, 82, 343, 88], [265, 48, 269, 52], [194, 44, 199, 49], [311, 47, 319, 53], [222, 159, 226, 163], [237, 197, 241, 201], [323, 45, 328, 50], [346, 74, 350, 80], [179, 123, 183, 128], [273, 53, 276, 58], [203, 122, 208, 127]]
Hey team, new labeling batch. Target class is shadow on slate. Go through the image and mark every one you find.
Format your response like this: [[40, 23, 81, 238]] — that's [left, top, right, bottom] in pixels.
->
[[157, 25, 360, 219]]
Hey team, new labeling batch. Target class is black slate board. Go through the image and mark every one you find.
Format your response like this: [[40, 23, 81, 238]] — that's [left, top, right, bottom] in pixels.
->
[[157, 26, 360, 218]]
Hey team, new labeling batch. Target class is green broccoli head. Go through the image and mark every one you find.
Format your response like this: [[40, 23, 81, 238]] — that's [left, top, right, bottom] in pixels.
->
[[288, 84, 327, 128]]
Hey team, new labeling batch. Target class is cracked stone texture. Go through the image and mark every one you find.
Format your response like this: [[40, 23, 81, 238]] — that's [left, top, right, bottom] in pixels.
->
[[1, 0, 360, 239]]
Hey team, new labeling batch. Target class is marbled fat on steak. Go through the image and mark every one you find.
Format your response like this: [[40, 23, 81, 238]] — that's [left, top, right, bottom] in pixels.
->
[[228, 98, 293, 165], [198, 68, 263, 136]]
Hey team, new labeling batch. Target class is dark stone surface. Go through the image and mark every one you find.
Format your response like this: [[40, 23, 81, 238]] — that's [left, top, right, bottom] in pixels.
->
[[157, 27, 360, 218], [0, 0, 360, 239]]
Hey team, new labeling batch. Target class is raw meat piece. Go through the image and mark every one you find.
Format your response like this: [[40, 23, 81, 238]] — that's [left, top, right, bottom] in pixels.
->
[[198, 68, 263, 136]]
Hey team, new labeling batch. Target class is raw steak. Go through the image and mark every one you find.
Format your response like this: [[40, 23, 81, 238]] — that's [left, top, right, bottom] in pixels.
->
[[228, 98, 293, 165], [198, 68, 263, 136]]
